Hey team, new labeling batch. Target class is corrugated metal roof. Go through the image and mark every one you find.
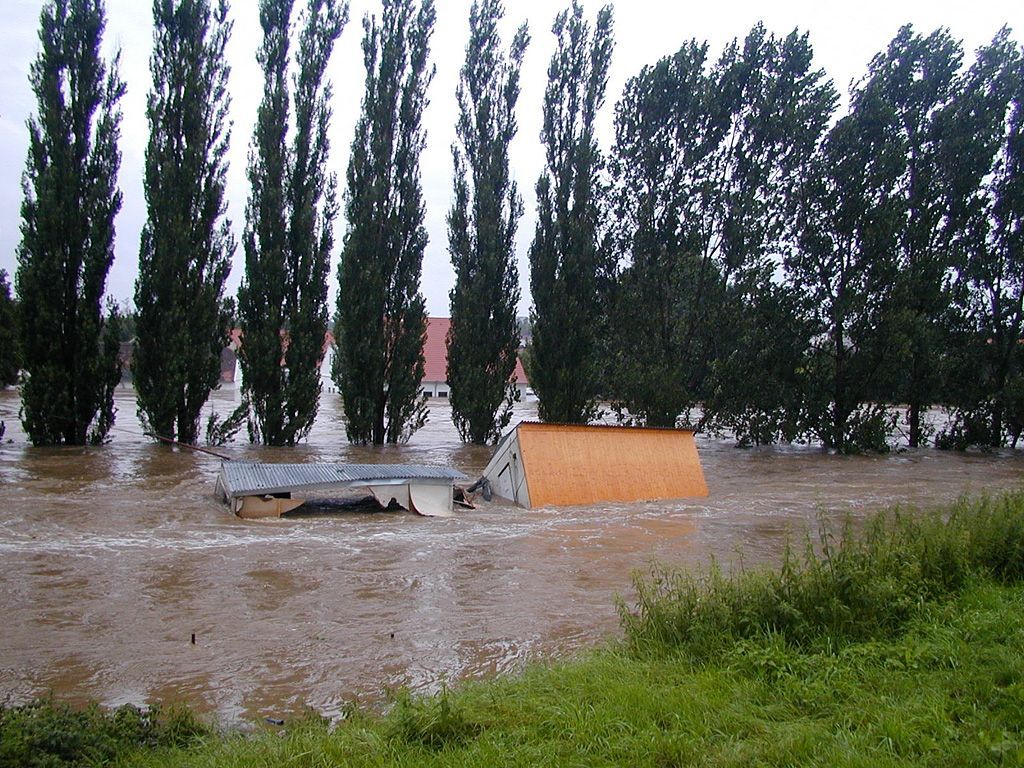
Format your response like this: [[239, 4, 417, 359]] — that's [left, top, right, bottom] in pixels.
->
[[220, 462, 467, 499]]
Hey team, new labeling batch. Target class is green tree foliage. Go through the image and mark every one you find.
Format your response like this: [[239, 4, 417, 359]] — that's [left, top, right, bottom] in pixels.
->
[[134, 0, 235, 445], [608, 26, 834, 435], [15, 0, 124, 445], [706, 280, 816, 445], [334, 0, 435, 444], [789, 66, 909, 452], [528, 0, 613, 424], [0, 270, 18, 387], [239, 0, 347, 446], [942, 31, 1024, 449], [607, 40, 717, 429], [708, 33, 842, 447], [446, 0, 529, 444], [861, 27, 966, 448]]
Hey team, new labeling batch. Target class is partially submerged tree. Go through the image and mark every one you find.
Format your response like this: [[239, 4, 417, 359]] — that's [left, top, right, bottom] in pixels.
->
[[705, 30, 838, 444], [705, 278, 816, 446], [0, 268, 17, 442], [16, 0, 124, 445], [528, 0, 613, 424], [608, 26, 835, 435], [942, 31, 1024, 448], [789, 73, 907, 453], [334, 0, 435, 444], [446, 0, 529, 444], [134, 0, 235, 444], [606, 40, 720, 428], [864, 26, 965, 448], [239, 0, 347, 445]]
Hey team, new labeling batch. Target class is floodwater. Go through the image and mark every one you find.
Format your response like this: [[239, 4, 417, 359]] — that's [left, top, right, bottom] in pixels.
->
[[0, 385, 1022, 725]]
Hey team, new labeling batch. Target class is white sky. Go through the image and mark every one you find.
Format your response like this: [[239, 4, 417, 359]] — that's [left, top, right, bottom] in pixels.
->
[[1, 0, 1021, 317]]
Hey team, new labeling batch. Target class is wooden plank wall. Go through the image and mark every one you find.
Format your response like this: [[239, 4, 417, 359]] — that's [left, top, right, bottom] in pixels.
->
[[516, 423, 708, 508]]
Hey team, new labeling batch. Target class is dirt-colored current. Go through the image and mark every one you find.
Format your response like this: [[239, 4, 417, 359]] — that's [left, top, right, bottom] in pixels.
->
[[0, 385, 1021, 724]]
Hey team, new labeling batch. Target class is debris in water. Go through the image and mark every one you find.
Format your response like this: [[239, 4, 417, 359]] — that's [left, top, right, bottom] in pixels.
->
[[216, 462, 468, 519]]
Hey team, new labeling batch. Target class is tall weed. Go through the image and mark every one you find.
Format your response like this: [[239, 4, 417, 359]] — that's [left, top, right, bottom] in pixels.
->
[[386, 685, 481, 750]]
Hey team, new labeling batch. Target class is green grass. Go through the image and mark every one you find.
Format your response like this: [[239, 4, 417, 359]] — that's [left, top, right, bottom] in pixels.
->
[[621, 491, 1024, 658], [6, 492, 1024, 767]]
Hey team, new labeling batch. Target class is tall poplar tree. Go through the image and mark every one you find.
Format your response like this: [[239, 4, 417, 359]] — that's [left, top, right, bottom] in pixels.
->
[[16, 0, 124, 445], [528, 0, 613, 424], [0, 270, 13, 442], [446, 0, 529, 444], [789, 68, 907, 453], [334, 0, 435, 445], [607, 39, 724, 429], [239, 0, 347, 445], [134, 0, 234, 444]]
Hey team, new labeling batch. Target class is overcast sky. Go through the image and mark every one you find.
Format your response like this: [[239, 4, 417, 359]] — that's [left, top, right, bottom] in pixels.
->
[[1, 0, 1022, 317]]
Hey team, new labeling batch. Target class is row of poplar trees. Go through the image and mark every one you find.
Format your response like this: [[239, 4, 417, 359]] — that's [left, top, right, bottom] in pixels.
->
[[8, 0, 1024, 452], [9, 0, 524, 448], [9, 0, 427, 447]]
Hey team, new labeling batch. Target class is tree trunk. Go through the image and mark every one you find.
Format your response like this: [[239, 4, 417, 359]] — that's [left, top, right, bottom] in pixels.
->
[[908, 399, 921, 448]]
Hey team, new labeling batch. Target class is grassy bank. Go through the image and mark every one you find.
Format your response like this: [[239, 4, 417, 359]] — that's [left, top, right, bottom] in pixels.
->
[[5, 493, 1024, 767]]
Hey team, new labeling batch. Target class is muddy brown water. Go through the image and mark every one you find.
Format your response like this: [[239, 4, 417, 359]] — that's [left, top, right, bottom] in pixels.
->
[[1, 385, 1022, 725]]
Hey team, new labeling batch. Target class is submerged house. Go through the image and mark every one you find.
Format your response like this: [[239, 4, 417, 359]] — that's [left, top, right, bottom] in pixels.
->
[[480, 422, 708, 508], [219, 329, 334, 386], [220, 328, 243, 382], [217, 461, 467, 519]]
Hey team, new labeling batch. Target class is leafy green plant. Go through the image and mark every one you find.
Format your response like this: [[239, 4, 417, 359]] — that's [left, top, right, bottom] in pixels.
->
[[387, 685, 481, 750], [0, 700, 211, 768]]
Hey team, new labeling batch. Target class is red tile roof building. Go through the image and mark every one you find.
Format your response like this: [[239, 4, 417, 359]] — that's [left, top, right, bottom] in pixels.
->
[[421, 317, 529, 398], [221, 319, 529, 399]]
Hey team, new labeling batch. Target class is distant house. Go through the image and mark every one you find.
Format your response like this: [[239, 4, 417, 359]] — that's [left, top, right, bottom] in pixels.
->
[[115, 336, 236, 384], [220, 318, 529, 399], [421, 317, 529, 399]]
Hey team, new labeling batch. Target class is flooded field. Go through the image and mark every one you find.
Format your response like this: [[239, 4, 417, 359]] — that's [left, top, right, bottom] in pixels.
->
[[1, 385, 1022, 725]]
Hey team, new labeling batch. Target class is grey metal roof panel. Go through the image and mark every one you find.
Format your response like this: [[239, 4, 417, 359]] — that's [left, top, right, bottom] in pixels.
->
[[219, 462, 467, 499]]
